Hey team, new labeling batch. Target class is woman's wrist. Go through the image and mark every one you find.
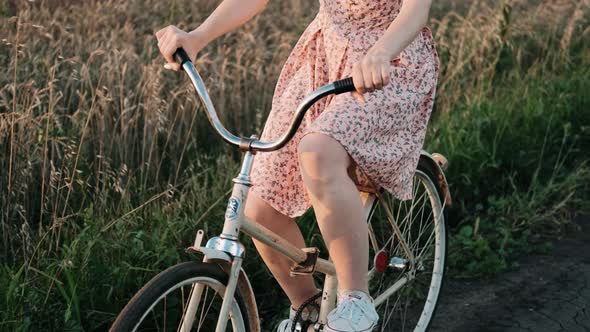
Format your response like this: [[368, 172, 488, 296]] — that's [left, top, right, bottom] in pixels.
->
[[188, 27, 212, 48], [368, 40, 400, 62]]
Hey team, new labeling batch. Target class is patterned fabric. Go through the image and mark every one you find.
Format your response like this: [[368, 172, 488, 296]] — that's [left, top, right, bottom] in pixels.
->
[[249, 0, 440, 218]]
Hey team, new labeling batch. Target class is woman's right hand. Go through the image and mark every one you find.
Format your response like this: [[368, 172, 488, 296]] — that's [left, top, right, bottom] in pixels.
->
[[154, 26, 208, 71]]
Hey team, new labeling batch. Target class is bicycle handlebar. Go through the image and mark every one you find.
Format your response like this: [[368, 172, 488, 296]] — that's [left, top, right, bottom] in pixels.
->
[[173, 47, 355, 152]]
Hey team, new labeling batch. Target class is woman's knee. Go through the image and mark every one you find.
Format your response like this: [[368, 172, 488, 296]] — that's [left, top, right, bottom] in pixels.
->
[[244, 191, 291, 227], [297, 133, 351, 189]]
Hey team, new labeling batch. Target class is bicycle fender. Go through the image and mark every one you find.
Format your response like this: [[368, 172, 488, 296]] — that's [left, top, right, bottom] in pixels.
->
[[419, 150, 453, 207], [237, 267, 260, 332], [197, 246, 232, 262]]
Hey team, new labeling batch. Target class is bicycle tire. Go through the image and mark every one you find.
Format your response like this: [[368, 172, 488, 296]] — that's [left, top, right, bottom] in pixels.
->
[[110, 261, 253, 332], [366, 164, 448, 332]]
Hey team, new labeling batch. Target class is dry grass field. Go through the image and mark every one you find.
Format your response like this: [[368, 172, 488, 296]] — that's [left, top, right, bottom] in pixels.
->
[[1, 0, 589, 330]]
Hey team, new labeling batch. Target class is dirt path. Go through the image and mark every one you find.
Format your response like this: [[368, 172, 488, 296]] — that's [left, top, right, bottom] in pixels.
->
[[431, 215, 590, 332]]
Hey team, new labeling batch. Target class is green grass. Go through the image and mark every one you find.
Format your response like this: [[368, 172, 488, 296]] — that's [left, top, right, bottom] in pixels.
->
[[440, 71, 590, 276]]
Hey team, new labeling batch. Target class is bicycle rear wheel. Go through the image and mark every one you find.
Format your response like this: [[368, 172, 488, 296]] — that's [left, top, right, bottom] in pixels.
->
[[110, 261, 252, 332], [366, 165, 447, 332]]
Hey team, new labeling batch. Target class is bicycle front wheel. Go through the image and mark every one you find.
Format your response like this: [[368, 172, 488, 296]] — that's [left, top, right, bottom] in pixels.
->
[[366, 166, 448, 332], [110, 261, 252, 332]]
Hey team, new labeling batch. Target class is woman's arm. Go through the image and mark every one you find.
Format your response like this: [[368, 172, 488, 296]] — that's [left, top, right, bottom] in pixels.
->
[[372, 0, 433, 62], [191, 0, 269, 45], [351, 0, 433, 101], [155, 0, 269, 71]]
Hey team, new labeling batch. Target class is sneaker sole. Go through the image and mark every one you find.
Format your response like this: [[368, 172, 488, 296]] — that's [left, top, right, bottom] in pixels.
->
[[323, 321, 377, 332]]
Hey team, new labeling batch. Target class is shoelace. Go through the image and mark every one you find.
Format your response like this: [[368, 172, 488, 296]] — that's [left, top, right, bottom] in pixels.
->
[[330, 296, 373, 326]]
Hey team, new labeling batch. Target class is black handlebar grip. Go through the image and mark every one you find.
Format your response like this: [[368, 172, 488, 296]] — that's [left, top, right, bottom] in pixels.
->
[[174, 47, 191, 66], [333, 77, 356, 94]]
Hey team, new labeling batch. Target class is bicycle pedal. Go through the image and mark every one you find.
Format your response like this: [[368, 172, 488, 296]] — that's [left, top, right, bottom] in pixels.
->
[[294, 322, 303, 332], [294, 322, 319, 332], [290, 247, 320, 276]]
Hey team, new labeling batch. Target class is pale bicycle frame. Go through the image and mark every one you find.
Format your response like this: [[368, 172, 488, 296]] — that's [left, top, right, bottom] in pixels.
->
[[168, 55, 425, 332], [179, 149, 418, 332]]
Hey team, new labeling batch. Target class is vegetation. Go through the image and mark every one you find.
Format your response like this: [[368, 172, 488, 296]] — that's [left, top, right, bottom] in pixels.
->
[[1, 0, 588, 330]]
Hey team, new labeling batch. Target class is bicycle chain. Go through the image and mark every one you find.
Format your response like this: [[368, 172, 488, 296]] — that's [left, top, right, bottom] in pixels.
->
[[291, 291, 323, 332]]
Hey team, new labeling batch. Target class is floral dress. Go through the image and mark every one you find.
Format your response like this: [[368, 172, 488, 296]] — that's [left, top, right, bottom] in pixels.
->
[[249, 0, 440, 218]]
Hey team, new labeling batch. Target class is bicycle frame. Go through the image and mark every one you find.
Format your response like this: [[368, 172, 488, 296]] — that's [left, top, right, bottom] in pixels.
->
[[183, 150, 417, 332], [173, 51, 419, 332]]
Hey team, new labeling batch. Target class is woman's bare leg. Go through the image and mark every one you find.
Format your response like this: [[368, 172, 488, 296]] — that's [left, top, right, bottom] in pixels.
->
[[298, 133, 369, 293], [244, 193, 319, 308]]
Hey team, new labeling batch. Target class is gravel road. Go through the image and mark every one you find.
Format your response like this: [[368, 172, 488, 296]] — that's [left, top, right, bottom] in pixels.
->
[[431, 215, 590, 332]]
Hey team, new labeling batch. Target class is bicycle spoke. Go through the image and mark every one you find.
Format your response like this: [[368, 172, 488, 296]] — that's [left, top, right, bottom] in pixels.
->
[[367, 170, 446, 332], [197, 287, 217, 331], [416, 221, 438, 260], [126, 276, 243, 331], [150, 310, 161, 332], [411, 209, 434, 255]]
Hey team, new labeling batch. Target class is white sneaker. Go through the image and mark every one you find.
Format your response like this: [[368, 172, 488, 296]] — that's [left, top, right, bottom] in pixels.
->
[[276, 306, 298, 332], [324, 290, 379, 332]]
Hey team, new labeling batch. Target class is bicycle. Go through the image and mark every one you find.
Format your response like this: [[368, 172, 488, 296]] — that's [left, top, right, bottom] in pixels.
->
[[110, 48, 453, 332]]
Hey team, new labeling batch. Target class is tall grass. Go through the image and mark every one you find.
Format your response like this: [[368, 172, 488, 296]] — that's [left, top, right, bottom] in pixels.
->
[[1, 0, 589, 330]]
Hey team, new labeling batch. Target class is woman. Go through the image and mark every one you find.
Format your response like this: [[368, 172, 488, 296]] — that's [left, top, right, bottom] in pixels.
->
[[155, 0, 438, 330]]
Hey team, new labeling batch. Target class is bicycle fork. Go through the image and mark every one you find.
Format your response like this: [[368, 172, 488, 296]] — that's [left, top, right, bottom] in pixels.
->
[[179, 281, 204, 332], [178, 257, 243, 332], [180, 150, 255, 332], [215, 257, 243, 331]]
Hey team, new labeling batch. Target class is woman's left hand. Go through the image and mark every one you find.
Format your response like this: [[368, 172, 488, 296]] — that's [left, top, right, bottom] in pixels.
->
[[351, 48, 391, 103]]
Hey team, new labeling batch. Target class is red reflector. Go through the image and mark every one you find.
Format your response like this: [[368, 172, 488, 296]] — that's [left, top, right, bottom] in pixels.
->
[[374, 250, 388, 273]]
